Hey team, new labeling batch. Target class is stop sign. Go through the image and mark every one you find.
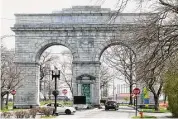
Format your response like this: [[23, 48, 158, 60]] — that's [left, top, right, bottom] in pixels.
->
[[133, 88, 140, 95], [62, 89, 68, 95], [11, 90, 16, 95]]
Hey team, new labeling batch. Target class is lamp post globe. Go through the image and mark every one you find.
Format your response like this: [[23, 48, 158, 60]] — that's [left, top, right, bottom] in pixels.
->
[[52, 90, 59, 96]]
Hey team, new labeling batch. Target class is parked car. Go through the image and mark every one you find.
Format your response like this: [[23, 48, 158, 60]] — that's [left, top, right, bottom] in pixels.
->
[[105, 101, 119, 110], [44, 103, 76, 115]]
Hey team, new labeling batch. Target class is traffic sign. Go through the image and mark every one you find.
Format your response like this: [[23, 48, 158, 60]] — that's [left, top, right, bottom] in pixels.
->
[[133, 88, 140, 95], [62, 89, 68, 95], [11, 90, 16, 95]]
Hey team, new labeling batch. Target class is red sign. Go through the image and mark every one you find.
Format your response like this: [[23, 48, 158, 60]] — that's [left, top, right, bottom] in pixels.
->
[[11, 90, 16, 95], [133, 88, 140, 95], [62, 89, 68, 95]]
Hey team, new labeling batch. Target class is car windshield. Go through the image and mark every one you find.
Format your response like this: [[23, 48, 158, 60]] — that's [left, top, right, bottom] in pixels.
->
[[107, 101, 116, 104], [47, 103, 63, 107]]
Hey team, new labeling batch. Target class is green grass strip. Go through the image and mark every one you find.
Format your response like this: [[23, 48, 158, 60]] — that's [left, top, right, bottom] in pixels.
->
[[132, 115, 157, 118]]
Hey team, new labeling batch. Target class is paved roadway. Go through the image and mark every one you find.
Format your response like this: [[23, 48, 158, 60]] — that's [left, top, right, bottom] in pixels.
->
[[56, 106, 135, 119]]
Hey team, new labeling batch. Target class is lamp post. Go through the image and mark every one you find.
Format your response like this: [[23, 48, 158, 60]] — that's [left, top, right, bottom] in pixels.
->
[[52, 67, 60, 115]]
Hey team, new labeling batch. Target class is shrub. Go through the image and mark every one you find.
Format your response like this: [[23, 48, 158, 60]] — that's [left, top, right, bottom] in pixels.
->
[[29, 108, 38, 118], [43, 107, 54, 116], [14, 110, 29, 118], [24, 111, 30, 118], [37, 107, 54, 116], [37, 107, 46, 114], [164, 69, 178, 117], [167, 106, 170, 110], [1, 112, 12, 118]]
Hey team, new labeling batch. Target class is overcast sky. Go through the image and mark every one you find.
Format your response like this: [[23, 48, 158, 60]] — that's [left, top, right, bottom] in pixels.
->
[[0, 0, 155, 49]]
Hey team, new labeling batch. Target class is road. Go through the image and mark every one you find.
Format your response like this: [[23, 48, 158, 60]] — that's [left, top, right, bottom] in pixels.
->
[[56, 106, 135, 119]]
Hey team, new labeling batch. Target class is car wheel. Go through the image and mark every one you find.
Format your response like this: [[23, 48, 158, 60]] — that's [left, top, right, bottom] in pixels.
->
[[105, 108, 108, 110], [65, 109, 71, 115], [52, 109, 55, 115], [55, 112, 59, 116]]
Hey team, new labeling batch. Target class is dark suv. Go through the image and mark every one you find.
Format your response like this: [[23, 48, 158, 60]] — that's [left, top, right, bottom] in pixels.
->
[[105, 101, 119, 110]]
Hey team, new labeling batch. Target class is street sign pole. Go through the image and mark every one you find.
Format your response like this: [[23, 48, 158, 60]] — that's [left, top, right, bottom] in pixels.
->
[[13, 95, 15, 109], [135, 95, 137, 117], [10, 90, 16, 109], [132, 88, 140, 117]]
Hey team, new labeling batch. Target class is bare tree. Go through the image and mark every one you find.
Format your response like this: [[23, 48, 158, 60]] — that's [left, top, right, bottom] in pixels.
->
[[134, 6, 178, 110], [39, 51, 59, 93], [1, 48, 24, 109], [43, 76, 55, 100], [102, 45, 136, 105], [55, 50, 74, 96], [99, 65, 114, 98], [100, 65, 114, 89]]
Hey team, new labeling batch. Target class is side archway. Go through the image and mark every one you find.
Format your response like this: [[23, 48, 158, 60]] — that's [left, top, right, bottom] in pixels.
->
[[95, 39, 136, 61], [34, 40, 79, 63]]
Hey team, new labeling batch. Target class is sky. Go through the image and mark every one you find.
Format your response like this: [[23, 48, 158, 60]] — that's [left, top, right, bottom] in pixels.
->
[[0, 0, 155, 49]]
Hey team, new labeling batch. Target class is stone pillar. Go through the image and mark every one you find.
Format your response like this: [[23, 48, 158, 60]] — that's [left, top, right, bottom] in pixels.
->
[[14, 62, 40, 108], [92, 78, 101, 105], [72, 61, 101, 105], [78, 84, 82, 96], [91, 63, 101, 105], [72, 82, 78, 96]]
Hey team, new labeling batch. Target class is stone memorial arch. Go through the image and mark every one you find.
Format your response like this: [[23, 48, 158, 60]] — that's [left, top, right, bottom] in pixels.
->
[[12, 6, 152, 108]]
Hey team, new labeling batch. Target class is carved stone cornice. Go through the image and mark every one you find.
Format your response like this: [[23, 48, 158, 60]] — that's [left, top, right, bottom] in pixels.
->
[[12, 24, 143, 31], [72, 61, 101, 65]]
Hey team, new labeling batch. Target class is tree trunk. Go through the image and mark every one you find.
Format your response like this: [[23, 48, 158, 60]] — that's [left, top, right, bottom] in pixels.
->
[[5, 93, 9, 109], [129, 84, 133, 105], [1, 97, 4, 110], [40, 80, 42, 92], [48, 90, 51, 100], [154, 95, 159, 111], [164, 94, 167, 104], [1, 91, 9, 110], [44, 96, 46, 101]]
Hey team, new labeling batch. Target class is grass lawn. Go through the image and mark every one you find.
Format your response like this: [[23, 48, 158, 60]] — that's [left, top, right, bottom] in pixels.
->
[[40, 100, 73, 106], [119, 104, 130, 106], [0, 108, 24, 112], [140, 108, 170, 113], [132, 115, 157, 118], [1, 100, 73, 112], [41, 115, 56, 118], [0, 102, 16, 112]]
